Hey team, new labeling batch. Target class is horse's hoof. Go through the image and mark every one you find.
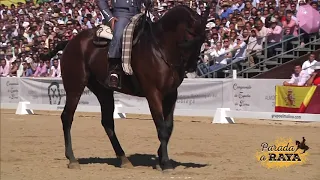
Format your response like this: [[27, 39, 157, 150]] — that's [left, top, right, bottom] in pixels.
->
[[162, 168, 174, 174], [121, 161, 134, 169], [120, 156, 134, 169], [161, 161, 174, 172], [155, 164, 162, 171], [68, 162, 81, 169]]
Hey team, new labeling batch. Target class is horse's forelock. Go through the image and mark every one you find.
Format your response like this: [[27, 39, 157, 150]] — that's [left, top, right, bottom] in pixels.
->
[[160, 5, 200, 24]]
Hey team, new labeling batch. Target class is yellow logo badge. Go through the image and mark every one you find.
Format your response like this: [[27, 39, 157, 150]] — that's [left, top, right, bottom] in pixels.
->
[[256, 137, 309, 168]]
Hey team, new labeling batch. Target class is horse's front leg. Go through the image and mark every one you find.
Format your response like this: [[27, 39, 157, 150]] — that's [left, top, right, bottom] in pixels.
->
[[146, 90, 177, 171]]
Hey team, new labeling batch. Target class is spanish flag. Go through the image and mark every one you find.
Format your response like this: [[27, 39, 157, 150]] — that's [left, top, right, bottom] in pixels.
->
[[275, 86, 312, 113], [298, 86, 320, 113]]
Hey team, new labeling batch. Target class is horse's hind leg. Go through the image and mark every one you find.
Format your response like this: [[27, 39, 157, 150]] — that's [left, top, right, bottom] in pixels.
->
[[87, 79, 133, 168], [61, 84, 85, 169]]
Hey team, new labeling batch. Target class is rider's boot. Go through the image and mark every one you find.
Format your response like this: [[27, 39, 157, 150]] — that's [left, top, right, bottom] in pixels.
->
[[108, 58, 122, 89]]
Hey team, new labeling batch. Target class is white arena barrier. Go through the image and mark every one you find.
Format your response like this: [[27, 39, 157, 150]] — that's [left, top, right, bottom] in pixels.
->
[[14, 102, 320, 123], [2, 77, 289, 113], [213, 108, 320, 123], [2, 77, 320, 123]]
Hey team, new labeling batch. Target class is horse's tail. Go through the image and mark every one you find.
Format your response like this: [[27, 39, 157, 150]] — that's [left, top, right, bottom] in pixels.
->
[[40, 40, 69, 60]]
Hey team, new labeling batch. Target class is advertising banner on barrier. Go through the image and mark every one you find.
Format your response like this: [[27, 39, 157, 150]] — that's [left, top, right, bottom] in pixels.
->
[[115, 79, 233, 110], [0, 77, 286, 112], [0, 77, 20, 104], [19, 78, 100, 107], [231, 79, 284, 112]]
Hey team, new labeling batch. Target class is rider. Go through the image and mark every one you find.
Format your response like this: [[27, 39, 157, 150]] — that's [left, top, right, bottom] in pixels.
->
[[97, 0, 144, 89]]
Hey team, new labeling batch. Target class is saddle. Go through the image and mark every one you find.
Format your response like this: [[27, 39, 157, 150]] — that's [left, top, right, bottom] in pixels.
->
[[93, 13, 149, 91], [93, 13, 147, 76]]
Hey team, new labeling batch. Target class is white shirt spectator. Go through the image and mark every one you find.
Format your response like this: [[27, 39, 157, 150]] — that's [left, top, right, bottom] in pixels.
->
[[210, 48, 227, 64], [258, 26, 268, 42], [252, 0, 260, 7], [288, 70, 310, 86], [302, 60, 318, 75], [232, 41, 247, 60], [17, 63, 24, 77], [50, 65, 61, 77], [247, 36, 263, 52]]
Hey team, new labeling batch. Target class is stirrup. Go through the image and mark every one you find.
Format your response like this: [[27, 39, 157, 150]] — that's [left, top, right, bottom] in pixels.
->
[[108, 74, 121, 89]]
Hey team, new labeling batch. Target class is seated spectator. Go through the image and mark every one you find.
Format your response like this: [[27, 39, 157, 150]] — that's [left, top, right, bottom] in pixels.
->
[[33, 59, 48, 77], [246, 29, 263, 66], [16, 59, 24, 77], [306, 62, 320, 86], [222, 38, 233, 60], [9, 61, 18, 77], [283, 63, 310, 86], [0, 58, 10, 77], [302, 53, 318, 75], [220, 2, 233, 19], [266, 17, 283, 57], [282, 10, 298, 50], [21, 61, 34, 77], [255, 19, 268, 43], [230, 37, 247, 71], [45, 60, 51, 75], [49, 59, 61, 77], [209, 41, 228, 71]]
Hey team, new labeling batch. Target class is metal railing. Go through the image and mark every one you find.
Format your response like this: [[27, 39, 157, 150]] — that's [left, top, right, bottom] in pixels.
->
[[231, 37, 320, 78]]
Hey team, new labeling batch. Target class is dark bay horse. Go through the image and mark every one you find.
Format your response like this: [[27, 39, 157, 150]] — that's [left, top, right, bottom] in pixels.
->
[[46, 5, 210, 171]]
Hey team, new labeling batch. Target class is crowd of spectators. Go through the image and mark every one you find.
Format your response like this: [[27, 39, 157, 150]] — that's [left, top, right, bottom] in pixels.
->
[[0, 0, 320, 78], [196, 0, 320, 75]]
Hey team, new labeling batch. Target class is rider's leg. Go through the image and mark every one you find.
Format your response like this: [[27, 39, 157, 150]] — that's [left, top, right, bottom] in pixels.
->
[[108, 17, 131, 88]]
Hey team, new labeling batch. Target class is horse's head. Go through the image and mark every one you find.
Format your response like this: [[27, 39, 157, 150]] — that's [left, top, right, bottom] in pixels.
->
[[156, 5, 210, 72]]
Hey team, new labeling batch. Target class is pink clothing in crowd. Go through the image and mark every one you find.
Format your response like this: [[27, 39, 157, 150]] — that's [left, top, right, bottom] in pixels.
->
[[34, 64, 48, 77], [0, 63, 10, 77], [282, 19, 298, 36], [267, 25, 283, 43]]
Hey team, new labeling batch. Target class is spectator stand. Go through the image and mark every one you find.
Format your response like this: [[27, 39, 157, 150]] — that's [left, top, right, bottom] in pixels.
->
[[197, 30, 320, 79], [1, 0, 320, 79]]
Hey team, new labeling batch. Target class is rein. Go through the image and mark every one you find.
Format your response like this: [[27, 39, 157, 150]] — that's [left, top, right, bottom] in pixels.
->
[[147, 22, 183, 68]]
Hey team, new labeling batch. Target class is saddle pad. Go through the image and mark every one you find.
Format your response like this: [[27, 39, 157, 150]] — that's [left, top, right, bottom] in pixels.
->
[[122, 13, 145, 75]]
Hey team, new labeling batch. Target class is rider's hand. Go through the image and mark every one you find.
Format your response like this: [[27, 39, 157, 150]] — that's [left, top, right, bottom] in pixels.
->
[[110, 17, 118, 31]]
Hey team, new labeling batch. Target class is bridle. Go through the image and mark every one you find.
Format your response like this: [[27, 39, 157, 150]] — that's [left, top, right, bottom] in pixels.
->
[[144, 8, 205, 70], [149, 25, 203, 70]]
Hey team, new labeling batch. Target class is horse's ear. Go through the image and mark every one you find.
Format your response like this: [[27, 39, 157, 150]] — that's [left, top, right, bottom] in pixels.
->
[[203, 7, 210, 19], [203, 1, 214, 20], [143, 0, 152, 14]]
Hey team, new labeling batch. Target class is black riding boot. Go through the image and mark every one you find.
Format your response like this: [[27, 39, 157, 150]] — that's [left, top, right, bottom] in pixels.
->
[[108, 58, 122, 89]]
